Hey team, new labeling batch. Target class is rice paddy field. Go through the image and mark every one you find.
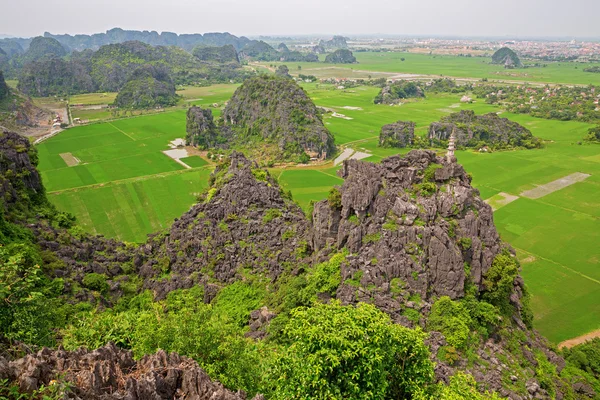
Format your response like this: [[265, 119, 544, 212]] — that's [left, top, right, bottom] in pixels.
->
[[261, 52, 600, 85], [37, 74, 600, 344]]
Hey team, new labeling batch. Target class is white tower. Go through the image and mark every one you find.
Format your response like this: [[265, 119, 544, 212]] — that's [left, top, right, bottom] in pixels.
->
[[446, 128, 456, 162]]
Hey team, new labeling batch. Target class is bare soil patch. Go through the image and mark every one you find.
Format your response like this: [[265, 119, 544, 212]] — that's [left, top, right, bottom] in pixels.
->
[[559, 329, 600, 349], [59, 152, 80, 167], [485, 192, 519, 211], [520, 173, 591, 199]]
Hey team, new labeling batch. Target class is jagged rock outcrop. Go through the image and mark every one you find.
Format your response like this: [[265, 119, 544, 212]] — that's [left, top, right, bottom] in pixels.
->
[[428, 110, 542, 149], [312, 150, 509, 320], [186, 106, 220, 148], [379, 120, 415, 148], [374, 81, 425, 104], [192, 45, 239, 64], [319, 36, 349, 50], [114, 65, 178, 109], [139, 152, 313, 298], [492, 47, 523, 68], [324, 49, 356, 64], [1, 130, 596, 399], [0, 343, 262, 399], [190, 75, 335, 162], [0, 71, 8, 101], [0, 127, 44, 209]]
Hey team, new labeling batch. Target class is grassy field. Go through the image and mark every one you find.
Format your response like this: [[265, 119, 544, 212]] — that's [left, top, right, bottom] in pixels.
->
[[262, 52, 600, 86], [37, 81, 600, 343]]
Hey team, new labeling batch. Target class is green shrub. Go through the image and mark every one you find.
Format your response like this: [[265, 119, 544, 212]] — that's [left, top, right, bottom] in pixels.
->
[[427, 296, 472, 349], [414, 182, 438, 197], [328, 187, 342, 209], [212, 281, 266, 328], [262, 208, 282, 223], [482, 252, 519, 316], [266, 301, 434, 399], [82, 273, 110, 293]]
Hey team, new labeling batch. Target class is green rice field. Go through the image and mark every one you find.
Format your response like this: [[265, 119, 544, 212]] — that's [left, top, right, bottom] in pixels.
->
[[37, 80, 600, 344], [263, 52, 600, 85]]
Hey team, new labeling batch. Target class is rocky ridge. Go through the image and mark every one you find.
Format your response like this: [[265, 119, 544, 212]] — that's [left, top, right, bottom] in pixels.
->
[[379, 120, 416, 148], [187, 75, 336, 162], [0, 127, 595, 399], [0, 343, 262, 400], [429, 110, 542, 149]]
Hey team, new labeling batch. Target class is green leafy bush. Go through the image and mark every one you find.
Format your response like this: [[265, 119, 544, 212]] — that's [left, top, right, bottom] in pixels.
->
[[82, 273, 109, 293], [328, 187, 342, 209], [482, 252, 519, 315], [266, 301, 434, 399]]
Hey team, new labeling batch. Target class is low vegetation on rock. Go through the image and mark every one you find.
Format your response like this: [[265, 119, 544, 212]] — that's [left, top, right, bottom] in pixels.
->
[[374, 80, 425, 104]]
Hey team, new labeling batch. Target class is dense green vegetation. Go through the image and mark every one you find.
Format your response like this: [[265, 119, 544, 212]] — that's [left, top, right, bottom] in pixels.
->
[[324, 49, 357, 64], [473, 83, 600, 124], [192, 44, 239, 63], [0, 70, 7, 100], [113, 65, 179, 109], [17, 40, 254, 97]]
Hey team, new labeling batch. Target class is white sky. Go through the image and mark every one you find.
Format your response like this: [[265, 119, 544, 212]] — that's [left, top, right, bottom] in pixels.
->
[[2, 0, 599, 38]]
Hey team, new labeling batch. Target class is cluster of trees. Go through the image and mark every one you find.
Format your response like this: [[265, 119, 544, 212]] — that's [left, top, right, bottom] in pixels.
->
[[583, 66, 600, 73], [473, 83, 600, 123], [374, 80, 425, 104], [585, 125, 600, 142]]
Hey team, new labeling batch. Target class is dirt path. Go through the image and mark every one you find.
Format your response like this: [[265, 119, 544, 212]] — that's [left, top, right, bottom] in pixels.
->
[[559, 329, 600, 349], [520, 172, 591, 199]]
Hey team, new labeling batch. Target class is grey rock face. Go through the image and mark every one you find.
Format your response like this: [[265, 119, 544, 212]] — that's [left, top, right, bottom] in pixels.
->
[[0, 127, 43, 209], [428, 110, 540, 148], [186, 106, 219, 148], [1, 343, 260, 399], [140, 152, 313, 298], [379, 120, 415, 148], [312, 150, 507, 320]]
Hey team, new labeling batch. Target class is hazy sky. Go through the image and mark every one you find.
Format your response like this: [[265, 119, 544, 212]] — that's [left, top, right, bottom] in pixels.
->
[[2, 0, 599, 39]]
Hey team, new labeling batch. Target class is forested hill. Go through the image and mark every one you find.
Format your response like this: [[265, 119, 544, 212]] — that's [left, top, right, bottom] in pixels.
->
[[17, 40, 254, 96], [44, 28, 252, 51]]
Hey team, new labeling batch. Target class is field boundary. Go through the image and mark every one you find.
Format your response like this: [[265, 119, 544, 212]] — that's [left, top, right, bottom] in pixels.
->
[[515, 247, 600, 286], [47, 165, 212, 195], [108, 122, 136, 140]]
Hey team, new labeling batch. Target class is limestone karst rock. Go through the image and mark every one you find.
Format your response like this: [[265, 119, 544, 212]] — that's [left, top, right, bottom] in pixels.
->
[[379, 120, 416, 148], [187, 75, 336, 161], [491, 47, 523, 68], [324, 49, 356, 64], [0, 343, 263, 399], [428, 110, 542, 148]]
